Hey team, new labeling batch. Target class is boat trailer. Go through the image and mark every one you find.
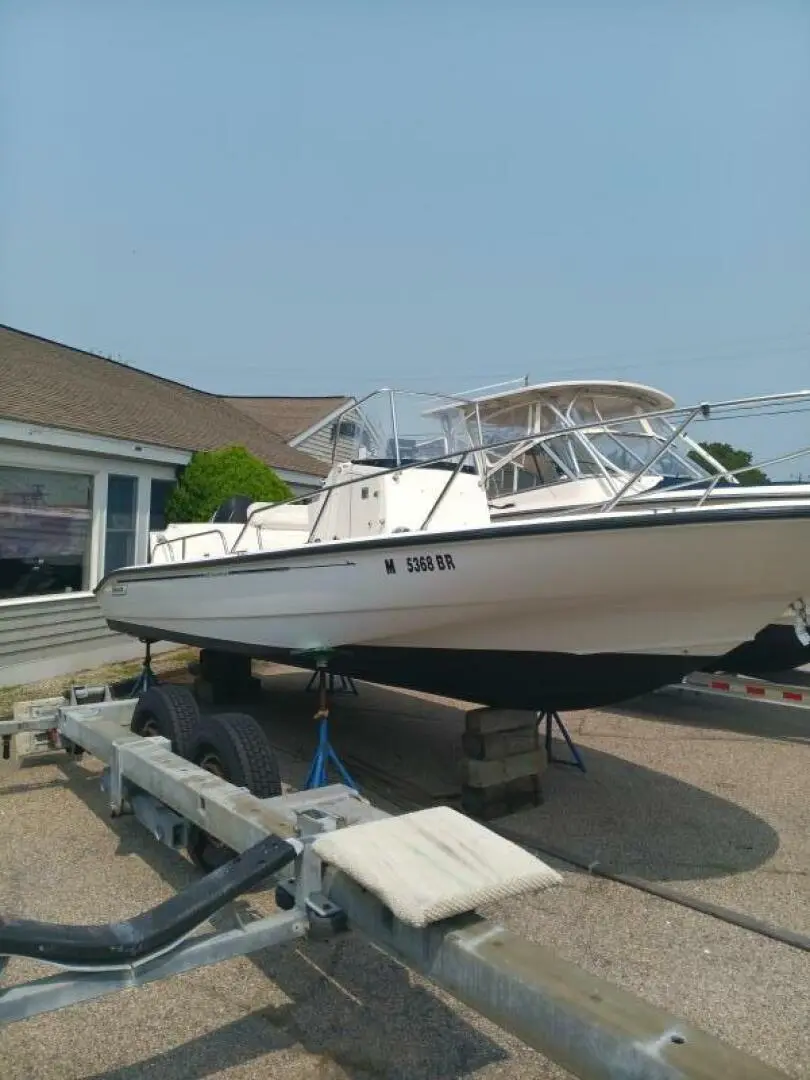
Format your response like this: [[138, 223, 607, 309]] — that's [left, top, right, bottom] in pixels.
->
[[0, 688, 791, 1080], [668, 668, 810, 709]]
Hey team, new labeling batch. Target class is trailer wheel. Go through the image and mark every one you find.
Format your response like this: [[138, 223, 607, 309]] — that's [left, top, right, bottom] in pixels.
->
[[186, 712, 282, 874], [130, 685, 200, 760]]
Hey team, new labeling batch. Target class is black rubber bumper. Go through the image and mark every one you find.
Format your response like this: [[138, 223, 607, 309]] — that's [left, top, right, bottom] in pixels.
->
[[0, 834, 298, 968]]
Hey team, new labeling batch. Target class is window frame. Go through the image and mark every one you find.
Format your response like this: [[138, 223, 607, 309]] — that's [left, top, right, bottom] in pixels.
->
[[0, 462, 95, 600], [103, 474, 139, 575], [0, 441, 181, 599]]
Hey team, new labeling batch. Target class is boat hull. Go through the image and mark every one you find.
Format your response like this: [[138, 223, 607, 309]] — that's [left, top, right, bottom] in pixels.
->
[[492, 484, 810, 674], [104, 626, 703, 711], [703, 619, 810, 676], [97, 504, 810, 711]]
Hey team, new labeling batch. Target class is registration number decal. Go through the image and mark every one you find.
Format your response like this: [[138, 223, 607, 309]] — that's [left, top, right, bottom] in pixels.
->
[[384, 553, 456, 575]]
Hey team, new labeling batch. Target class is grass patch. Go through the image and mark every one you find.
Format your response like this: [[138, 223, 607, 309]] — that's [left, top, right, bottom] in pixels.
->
[[0, 647, 199, 719]]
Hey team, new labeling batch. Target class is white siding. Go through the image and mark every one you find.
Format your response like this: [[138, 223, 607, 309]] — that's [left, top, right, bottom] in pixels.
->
[[0, 436, 182, 688], [295, 425, 346, 465], [0, 592, 169, 688], [295, 416, 385, 466]]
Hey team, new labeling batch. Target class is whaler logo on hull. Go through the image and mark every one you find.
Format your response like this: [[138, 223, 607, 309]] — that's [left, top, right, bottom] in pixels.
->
[[110, 584, 128, 595], [384, 553, 456, 575]]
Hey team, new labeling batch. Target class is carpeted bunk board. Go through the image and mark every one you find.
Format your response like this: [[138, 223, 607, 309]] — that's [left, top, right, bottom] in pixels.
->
[[312, 806, 562, 928]]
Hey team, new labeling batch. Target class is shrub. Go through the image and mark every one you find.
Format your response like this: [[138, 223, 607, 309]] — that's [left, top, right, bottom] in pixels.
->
[[691, 441, 769, 486], [164, 445, 293, 523]]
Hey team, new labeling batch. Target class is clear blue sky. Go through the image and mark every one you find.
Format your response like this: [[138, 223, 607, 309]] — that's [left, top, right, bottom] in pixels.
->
[[1, 3, 809, 465]]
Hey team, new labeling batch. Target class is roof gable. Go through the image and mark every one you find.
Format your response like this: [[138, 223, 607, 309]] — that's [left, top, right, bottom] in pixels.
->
[[223, 395, 351, 442]]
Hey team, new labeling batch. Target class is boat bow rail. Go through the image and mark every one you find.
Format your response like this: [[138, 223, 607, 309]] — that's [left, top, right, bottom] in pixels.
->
[[147, 386, 810, 565], [0, 692, 792, 1079]]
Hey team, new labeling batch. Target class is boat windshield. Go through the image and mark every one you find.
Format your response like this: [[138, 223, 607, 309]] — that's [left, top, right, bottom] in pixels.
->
[[553, 393, 712, 478], [587, 429, 709, 478], [444, 386, 715, 494], [323, 390, 481, 471], [310, 385, 719, 499]]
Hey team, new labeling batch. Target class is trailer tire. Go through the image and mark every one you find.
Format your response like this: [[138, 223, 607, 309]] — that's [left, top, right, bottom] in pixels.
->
[[130, 685, 200, 759], [187, 712, 282, 874]]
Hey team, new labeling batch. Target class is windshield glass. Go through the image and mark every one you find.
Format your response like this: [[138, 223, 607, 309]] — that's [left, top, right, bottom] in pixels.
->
[[326, 391, 479, 468], [486, 444, 568, 496], [566, 393, 656, 426], [588, 430, 710, 478]]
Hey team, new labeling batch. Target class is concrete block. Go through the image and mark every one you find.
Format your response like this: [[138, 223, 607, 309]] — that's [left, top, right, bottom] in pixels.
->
[[461, 749, 547, 789], [462, 727, 539, 761], [464, 707, 538, 736], [461, 775, 543, 820], [198, 649, 252, 685], [194, 674, 262, 707]]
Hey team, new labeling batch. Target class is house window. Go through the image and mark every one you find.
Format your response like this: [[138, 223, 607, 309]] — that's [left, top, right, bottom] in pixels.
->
[[149, 478, 175, 531], [104, 475, 138, 573], [0, 465, 94, 599]]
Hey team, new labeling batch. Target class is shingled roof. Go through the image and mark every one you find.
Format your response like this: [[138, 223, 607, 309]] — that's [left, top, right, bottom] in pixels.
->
[[223, 395, 351, 442], [0, 325, 330, 477]]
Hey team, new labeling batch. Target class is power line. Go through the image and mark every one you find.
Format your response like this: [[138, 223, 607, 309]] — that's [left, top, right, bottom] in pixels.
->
[[539, 344, 810, 382], [533, 329, 810, 372]]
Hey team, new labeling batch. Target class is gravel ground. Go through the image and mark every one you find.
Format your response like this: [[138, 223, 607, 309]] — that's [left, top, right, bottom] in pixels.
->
[[0, 665, 807, 1079]]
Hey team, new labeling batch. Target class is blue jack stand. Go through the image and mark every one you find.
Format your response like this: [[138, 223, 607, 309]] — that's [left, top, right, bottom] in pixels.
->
[[130, 642, 159, 697], [304, 666, 358, 791], [540, 710, 586, 772], [305, 669, 358, 696]]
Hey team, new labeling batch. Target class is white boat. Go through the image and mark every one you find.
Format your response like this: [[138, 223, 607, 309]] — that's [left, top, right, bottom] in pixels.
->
[[427, 379, 810, 674], [95, 388, 810, 711]]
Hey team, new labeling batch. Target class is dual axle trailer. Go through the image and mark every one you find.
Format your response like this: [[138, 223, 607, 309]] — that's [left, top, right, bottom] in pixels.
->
[[0, 683, 793, 1080]]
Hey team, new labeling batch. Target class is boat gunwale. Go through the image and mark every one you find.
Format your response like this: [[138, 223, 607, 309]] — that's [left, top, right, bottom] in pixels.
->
[[97, 498, 810, 590]]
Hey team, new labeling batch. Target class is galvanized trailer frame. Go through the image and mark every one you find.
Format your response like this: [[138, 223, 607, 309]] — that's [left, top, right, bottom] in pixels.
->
[[0, 690, 791, 1080], [670, 669, 810, 709]]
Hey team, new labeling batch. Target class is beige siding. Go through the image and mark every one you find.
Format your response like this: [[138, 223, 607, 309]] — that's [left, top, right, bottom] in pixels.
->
[[295, 415, 386, 466], [295, 425, 351, 465], [0, 593, 161, 688]]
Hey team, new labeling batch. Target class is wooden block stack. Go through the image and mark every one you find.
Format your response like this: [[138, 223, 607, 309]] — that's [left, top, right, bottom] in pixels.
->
[[460, 707, 547, 820]]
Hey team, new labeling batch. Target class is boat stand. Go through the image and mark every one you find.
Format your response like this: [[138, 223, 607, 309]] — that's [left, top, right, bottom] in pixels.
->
[[304, 664, 357, 791], [305, 669, 359, 695], [129, 641, 159, 697], [540, 711, 586, 773]]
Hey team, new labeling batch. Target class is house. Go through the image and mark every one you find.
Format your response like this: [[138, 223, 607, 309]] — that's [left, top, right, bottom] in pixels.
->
[[222, 394, 354, 466], [0, 324, 352, 687]]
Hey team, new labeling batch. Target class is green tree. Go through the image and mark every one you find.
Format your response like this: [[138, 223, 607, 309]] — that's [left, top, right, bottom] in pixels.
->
[[164, 445, 293, 523], [691, 441, 769, 486]]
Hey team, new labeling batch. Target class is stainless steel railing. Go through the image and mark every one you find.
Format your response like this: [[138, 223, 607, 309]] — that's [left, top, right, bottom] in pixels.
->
[[149, 387, 810, 561]]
